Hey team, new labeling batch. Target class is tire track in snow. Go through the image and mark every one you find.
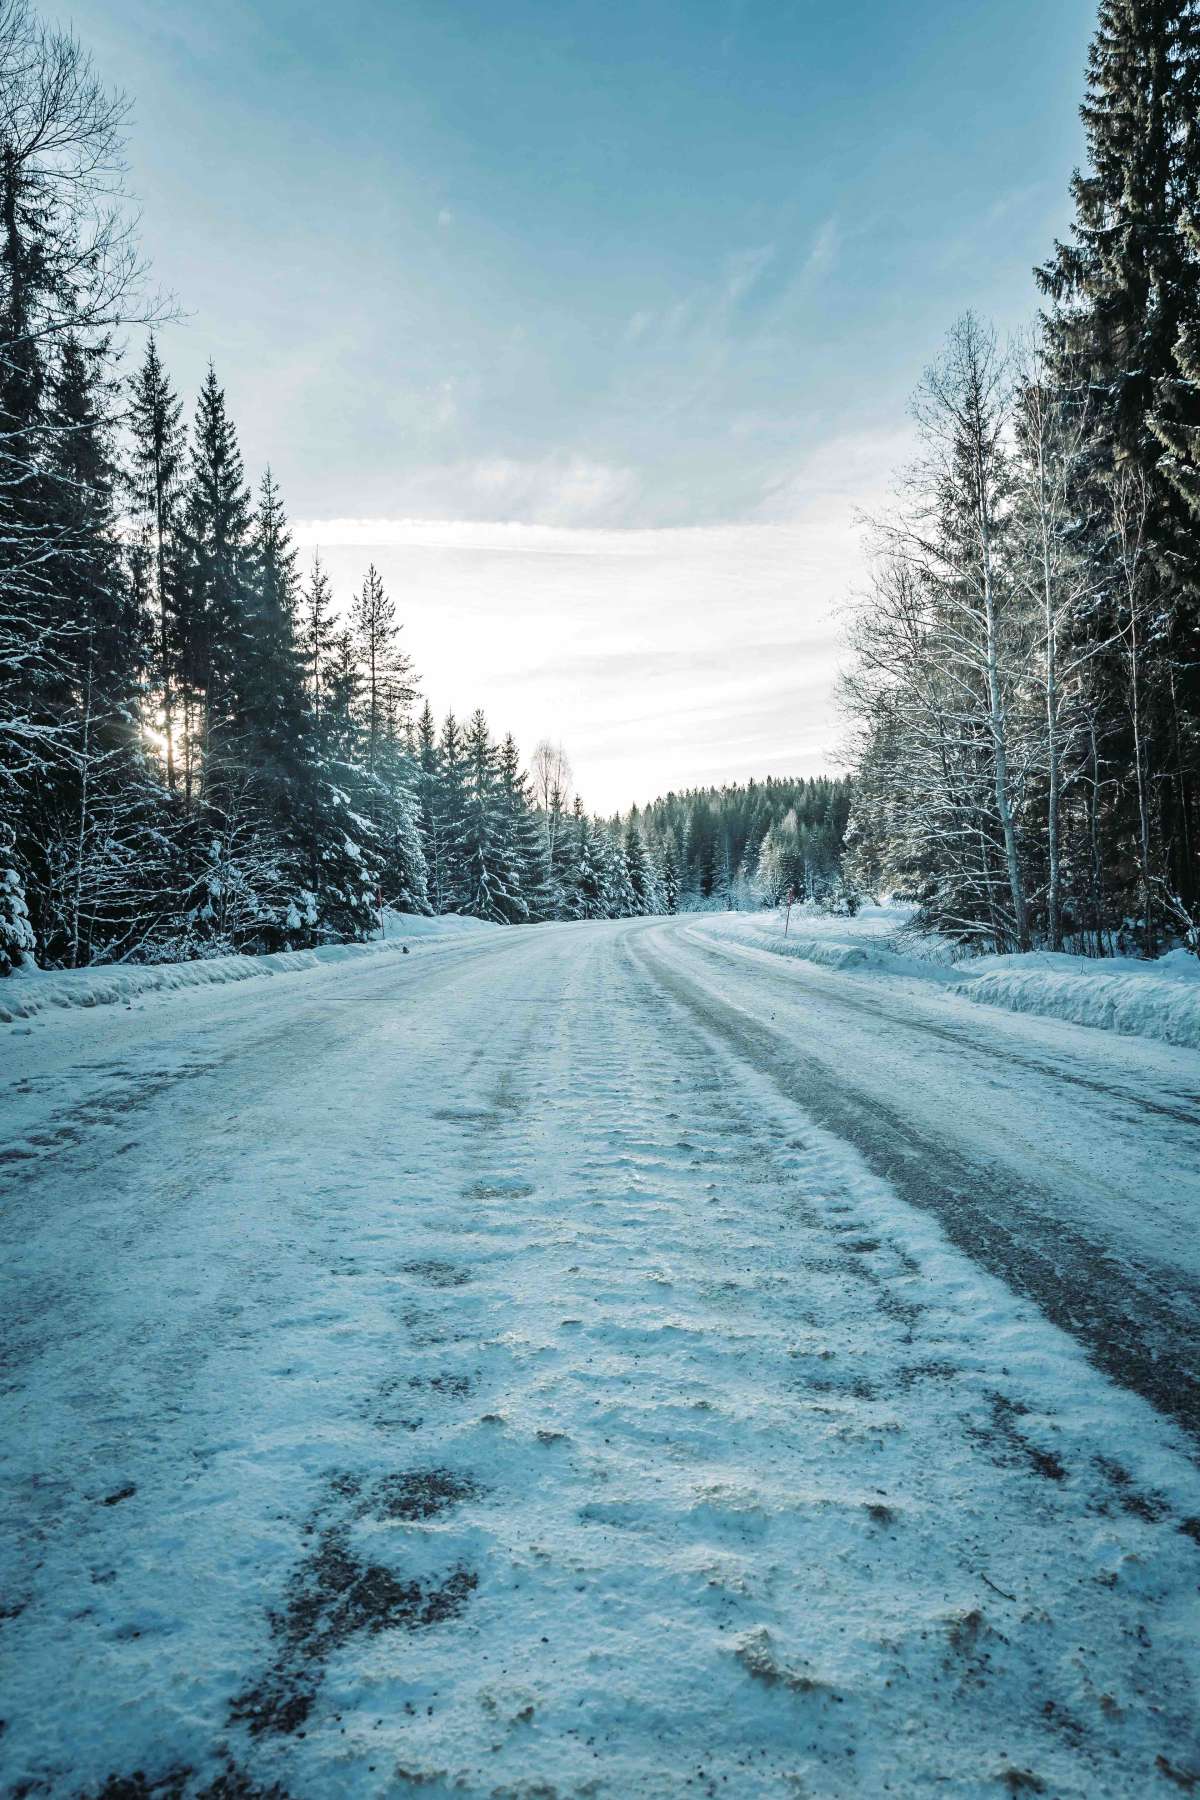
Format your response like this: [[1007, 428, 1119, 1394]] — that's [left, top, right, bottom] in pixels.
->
[[2, 921, 1199, 1797], [637, 920, 1200, 1446]]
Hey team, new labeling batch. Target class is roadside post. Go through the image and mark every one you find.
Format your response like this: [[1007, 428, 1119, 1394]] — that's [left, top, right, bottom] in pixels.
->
[[784, 884, 795, 936], [378, 887, 386, 940]]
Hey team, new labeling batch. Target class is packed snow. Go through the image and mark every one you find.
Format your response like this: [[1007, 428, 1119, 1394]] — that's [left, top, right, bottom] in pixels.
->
[[2, 915, 1199, 1796]]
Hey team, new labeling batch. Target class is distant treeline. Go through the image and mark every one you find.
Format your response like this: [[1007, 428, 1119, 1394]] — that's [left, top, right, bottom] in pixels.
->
[[625, 776, 854, 912]]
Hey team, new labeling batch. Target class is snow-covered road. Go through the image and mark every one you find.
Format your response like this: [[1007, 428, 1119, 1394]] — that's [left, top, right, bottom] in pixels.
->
[[647, 919, 1200, 1441], [2, 918, 1199, 1798]]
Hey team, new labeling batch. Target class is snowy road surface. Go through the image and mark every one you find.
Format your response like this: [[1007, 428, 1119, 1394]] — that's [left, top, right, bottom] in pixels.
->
[[2, 916, 1199, 1798]]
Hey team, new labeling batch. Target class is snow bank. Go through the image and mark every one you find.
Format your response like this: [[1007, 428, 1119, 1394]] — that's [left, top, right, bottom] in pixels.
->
[[695, 908, 935, 977], [691, 910, 1200, 1051], [0, 912, 499, 1025], [735, 931, 874, 972], [951, 952, 1200, 1052]]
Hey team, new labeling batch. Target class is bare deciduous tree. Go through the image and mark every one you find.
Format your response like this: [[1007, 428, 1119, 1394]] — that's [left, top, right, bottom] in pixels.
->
[[531, 737, 572, 859]]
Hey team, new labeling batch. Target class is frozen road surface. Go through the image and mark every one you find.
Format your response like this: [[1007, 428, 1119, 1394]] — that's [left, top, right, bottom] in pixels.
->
[[2, 917, 1199, 1798]]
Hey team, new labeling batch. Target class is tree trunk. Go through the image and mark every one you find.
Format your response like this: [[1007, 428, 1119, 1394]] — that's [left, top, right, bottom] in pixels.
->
[[981, 528, 1029, 951]]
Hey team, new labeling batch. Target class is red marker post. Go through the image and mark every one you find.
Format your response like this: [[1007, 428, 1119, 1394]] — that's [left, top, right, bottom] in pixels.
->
[[784, 884, 795, 936], [378, 887, 386, 940]]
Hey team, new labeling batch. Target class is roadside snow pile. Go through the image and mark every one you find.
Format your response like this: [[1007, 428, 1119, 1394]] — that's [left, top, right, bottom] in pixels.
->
[[952, 949, 1200, 1052], [694, 906, 938, 976], [0, 913, 499, 1025], [743, 932, 874, 971], [379, 908, 500, 941], [691, 909, 1200, 1050]]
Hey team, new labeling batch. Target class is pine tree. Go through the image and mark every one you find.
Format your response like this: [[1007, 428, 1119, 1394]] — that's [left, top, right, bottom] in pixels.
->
[[624, 817, 657, 915], [573, 819, 609, 920], [415, 701, 445, 911], [372, 764, 429, 916], [545, 781, 572, 915], [601, 825, 634, 917], [181, 365, 253, 801], [0, 825, 34, 974], [127, 335, 186, 791], [1154, 186, 1200, 516], [560, 803, 610, 921], [239, 470, 345, 945], [660, 838, 680, 914], [299, 553, 336, 754], [33, 332, 167, 966], [45, 336, 143, 713], [1039, 2, 1200, 468], [453, 710, 526, 923], [436, 711, 470, 911], [241, 470, 307, 798], [350, 564, 415, 772], [499, 733, 552, 921], [306, 621, 381, 945], [323, 627, 361, 764], [1038, 0, 1200, 932]]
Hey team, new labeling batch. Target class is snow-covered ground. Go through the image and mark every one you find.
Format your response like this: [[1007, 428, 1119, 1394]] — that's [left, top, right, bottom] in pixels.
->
[[701, 904, 1200, 1050], [2, 916, 1198, 1797], [0, 912, 499, 1025]]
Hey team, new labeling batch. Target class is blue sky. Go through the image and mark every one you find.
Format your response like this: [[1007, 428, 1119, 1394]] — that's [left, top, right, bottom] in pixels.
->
[[68, 0, 1097, 805]]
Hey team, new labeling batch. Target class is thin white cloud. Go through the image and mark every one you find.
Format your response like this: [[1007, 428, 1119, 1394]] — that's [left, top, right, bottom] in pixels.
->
[[753, 424, 917, 522], [431, 380, 458, 430], [295, 455, 638, 531], [292, 512, 864, 811], [461, 455, 635, 525], [802, 216, 840, 280], [725, 242, 777, 305], [621, 240, 777, 361]]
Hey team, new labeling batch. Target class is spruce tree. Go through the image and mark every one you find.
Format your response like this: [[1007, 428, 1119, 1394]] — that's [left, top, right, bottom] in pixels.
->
[[561, 803, 609, 920], [372, 764, 430, 917], [241, 469, 308, 802], [454, 710, 526, 923], [661, 838, 681, 914], [436, 712, 471, 911], [573, 819, 609, 920], [601, 825, 634, 917], [181, 365, 253, 800], [127, 336, 186, 791], [545, 781, 572, 916], [1038, 0, 1200, 927], [240, 470, 349, 945], [34, 333, 167, 965], [306, 624, 380, 942], [323, 627, 362, 764], [299, 553, 336, 755], [499, 732, 552, 920], [0, 824, 35, 975], [415, 700, 445, 910], [1154, 177, 1200, 516], [624, 818, 652, 915], [350, 564, 415, 772]]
